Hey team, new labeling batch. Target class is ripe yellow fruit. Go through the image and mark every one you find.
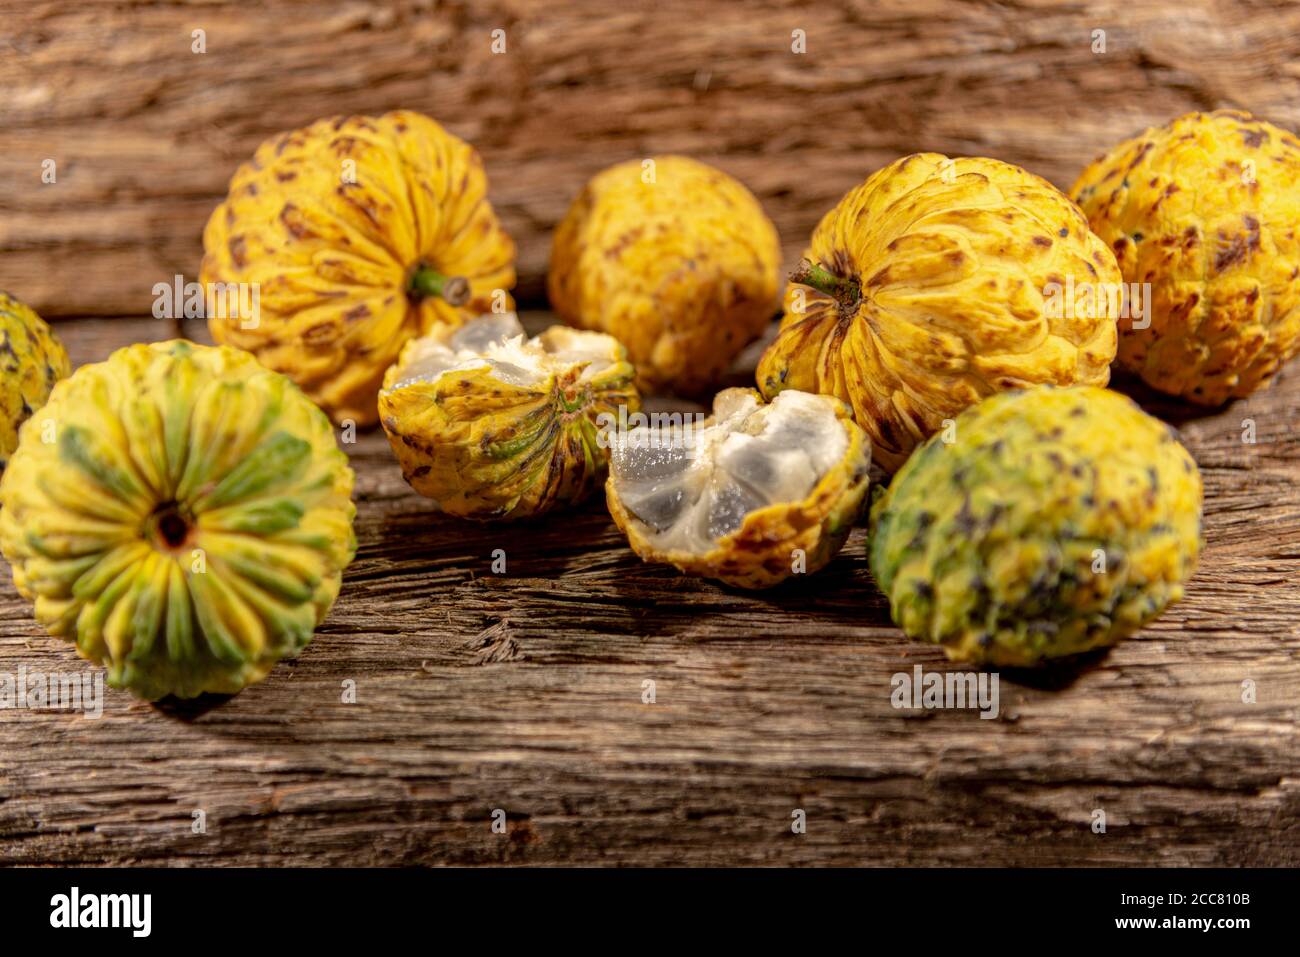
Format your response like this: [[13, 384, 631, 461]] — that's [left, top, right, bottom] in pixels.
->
[[202, 111, 516, 427], [379, 313, 639, 520], [1072, 109, 1300, 404], [549, 155, 781, 395], [606, 388, 871, 589], [0, 293, 70, 469], [757, 153, 1119, 471], [0, 341, 356, 700]]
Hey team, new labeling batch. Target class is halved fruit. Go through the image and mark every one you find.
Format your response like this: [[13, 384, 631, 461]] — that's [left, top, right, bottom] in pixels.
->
[[379, 313, 640, 520], [606, 388, 871, 589]]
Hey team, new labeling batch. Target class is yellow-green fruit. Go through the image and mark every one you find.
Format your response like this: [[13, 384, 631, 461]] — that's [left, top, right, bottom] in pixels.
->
[[379, 313, 639, 520], [0, 340, 356, 700], [1072, 109, 1300, 404], [0, 293, 70, 469], [202, 111, 516, 427], [757, 153, 1119, 472], [548, 155, 781, 395], [606, 388, 871, 589], [869, 386, 1202, 666]]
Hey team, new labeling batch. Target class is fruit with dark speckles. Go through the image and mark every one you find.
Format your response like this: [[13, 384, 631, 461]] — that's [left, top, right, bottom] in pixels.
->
[[868, 385, 1202, 665], [0, 293, 70, 470], [549, 156, 781, 395], [757, 153, 1119, 471], [202, 111, 516, 426], [1072, 110, 1300, 404]]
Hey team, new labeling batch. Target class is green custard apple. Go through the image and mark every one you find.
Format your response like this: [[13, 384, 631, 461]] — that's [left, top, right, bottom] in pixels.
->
[[0, 340, 357, 699], [869, 385, 1203, 665]]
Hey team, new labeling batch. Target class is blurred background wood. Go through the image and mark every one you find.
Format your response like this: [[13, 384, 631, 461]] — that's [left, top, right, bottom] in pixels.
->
[[3, 0, 1300, 315]]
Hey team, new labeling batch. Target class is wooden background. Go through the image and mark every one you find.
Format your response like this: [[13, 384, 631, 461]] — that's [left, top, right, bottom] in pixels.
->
[[5, 0, 1300, 313], [1, 0, 1298, 866]]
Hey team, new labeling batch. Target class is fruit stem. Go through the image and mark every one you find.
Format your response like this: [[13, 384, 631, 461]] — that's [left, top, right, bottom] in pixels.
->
[[792, 259, 861, 309], [407, 264, 470, 306]]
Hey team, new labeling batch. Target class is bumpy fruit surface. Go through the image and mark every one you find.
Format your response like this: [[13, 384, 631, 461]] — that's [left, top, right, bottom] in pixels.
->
[[549, 155, 781, 395], [869, 386, 1202, 666], [202, 111, 516, 426], [606, 388, 870, 589], [757, 153, 1119, 471], [0, 341, 357, 700], [1072, 110, 1300, 404], [0, 293, 70, 469], [380, 313, 639, 520]]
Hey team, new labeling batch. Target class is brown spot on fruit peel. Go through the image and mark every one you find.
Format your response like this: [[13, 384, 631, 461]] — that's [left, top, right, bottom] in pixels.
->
[[1214, 217, 1261, 272], [227, 235, 248, 268], [1241, 127, 1269, 148]]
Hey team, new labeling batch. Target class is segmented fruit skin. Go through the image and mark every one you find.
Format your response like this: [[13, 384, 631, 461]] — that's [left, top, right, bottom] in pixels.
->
[[0, 293, 70, 469], [202, 111, 516, 426], [868, 386, 1202, 666], [757, 153, 1119, 471], [548, 156, 781, 395], [1072, 110, 1300, 404], [0, 340, 357, 700], [379, 327, 640, 520], [606, 388, 871, 589]]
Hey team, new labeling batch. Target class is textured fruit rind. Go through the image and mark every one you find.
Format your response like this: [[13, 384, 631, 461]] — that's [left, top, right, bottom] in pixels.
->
[[606, 389, 872, 589], [0, 340, 357, 700], [379, 327, 640, 520], [549, 155, 781, 395], [202, 111, 516, 426], [1072, 109, 1300, 404], [0, 293, 70, 469], [757, 153, 1119, 472], [868, 385, 1202, 666]]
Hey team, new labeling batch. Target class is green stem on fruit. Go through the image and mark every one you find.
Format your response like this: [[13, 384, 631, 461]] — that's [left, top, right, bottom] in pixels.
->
[[407, 264, 470, 306], [792, 259, 861, 310]]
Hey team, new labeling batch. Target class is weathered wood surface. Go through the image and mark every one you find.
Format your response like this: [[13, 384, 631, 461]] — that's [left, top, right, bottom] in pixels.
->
[[4, 1, 1300, 316], [0, 314, 1297, 866]]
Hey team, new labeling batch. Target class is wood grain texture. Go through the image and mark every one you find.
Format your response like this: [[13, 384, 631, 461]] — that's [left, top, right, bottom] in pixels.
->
[[0, 315, 1297, 866], [5, 1, 1300, 315]]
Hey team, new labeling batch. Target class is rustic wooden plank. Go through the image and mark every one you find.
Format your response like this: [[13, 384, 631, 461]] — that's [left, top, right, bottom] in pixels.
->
[[0, 314, 1296, 866], [5, 1, 1300, 315]]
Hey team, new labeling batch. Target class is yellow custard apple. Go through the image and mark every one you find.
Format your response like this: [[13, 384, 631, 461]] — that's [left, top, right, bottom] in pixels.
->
[[548, 155, 781, 395], [757, 153, 1119, 471], [869, 386, 1202, 666], [1072, 109, 1300, 403], [0, 293, 70, 469], [0, 340, 356, 700], [606, 388, 871, 589], [202, 111, 516, 426], [379, 313, 639, 520]]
